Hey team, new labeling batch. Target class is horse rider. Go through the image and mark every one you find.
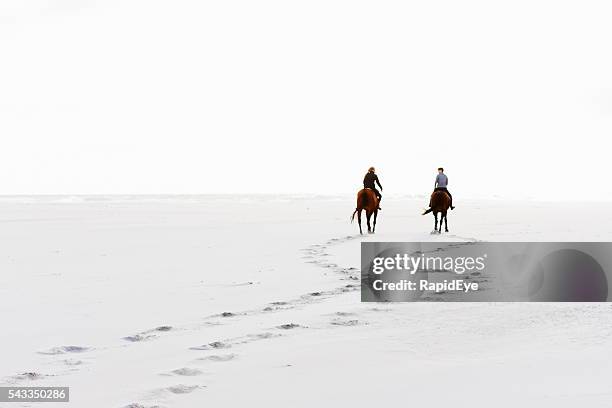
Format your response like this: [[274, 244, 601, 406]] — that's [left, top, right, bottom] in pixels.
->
[[363, 167, 383, 210], [431, 167, 455, 210]]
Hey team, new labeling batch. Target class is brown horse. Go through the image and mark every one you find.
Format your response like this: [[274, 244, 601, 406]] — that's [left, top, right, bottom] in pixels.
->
[[423, 190, 451, 233], [350, 188, 379, 235]]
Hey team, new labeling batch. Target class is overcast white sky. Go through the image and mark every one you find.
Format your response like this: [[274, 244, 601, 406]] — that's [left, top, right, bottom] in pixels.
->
[[1, 1, 611, 199]]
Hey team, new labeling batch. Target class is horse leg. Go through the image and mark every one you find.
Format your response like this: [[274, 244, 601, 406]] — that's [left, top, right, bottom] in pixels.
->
[[434, 212, 438, 232], [444, 212, 449, 232], [366, 211, 372, 233], [357, 210, 363, 235], [373, 210, 377, 233], [438, 212, 443, 233]]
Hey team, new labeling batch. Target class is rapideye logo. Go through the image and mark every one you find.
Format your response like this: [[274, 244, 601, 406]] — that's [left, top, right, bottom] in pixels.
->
[[366, 250, 486, 297], [361, 242, 611, 302]]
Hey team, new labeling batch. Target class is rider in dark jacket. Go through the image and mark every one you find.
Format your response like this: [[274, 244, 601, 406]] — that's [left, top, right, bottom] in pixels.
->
[[363, 167, 383, 209]]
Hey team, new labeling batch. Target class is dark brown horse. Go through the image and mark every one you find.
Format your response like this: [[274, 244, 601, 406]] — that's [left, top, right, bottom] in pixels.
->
[[350, 188, 379, 234], [423, 190, 451, 233]]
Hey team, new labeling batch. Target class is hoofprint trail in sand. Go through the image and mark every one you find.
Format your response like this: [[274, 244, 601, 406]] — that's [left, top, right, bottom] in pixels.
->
[[1, 195, 612, 407]]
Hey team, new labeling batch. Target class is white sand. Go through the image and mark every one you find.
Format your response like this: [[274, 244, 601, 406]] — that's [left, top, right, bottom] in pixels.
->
[[1, 195, 612, 407]]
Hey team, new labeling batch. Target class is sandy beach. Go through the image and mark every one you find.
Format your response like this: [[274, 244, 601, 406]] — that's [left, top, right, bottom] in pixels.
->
[[1, 195, 611, 407], [3, 0, 612, 406]]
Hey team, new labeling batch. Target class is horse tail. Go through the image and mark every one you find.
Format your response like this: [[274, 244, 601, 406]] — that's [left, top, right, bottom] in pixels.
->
[[422, 208, 433, 215], [351, 190, 366, 223]]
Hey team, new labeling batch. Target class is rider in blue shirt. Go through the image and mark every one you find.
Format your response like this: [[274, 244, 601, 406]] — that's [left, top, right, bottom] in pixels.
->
[[433, 167, 454, 210]]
